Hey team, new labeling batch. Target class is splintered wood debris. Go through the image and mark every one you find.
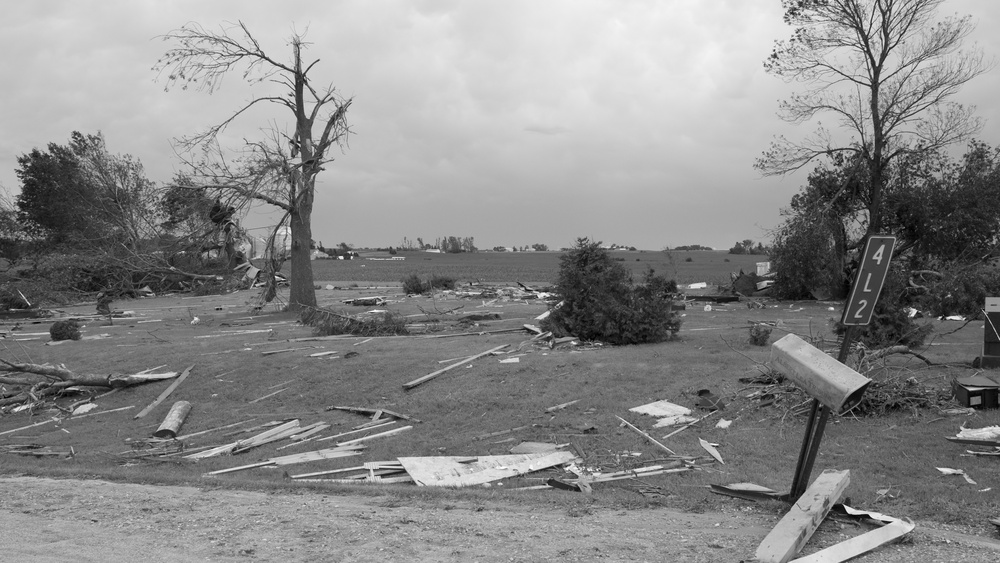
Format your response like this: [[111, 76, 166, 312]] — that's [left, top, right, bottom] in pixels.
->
[[629, 399, 697, 427], [397, 452, 577, 487]]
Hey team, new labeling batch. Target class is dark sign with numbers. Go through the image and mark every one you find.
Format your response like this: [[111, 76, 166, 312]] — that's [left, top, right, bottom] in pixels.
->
[[842, 236, 895, 326]]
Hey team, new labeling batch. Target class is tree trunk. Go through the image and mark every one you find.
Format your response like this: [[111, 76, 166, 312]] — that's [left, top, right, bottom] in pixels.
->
[[287, 208, 316, 310]]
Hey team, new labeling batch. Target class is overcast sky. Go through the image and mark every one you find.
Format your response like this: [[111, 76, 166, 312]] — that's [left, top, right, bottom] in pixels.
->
[[2, 1, 999, 251]]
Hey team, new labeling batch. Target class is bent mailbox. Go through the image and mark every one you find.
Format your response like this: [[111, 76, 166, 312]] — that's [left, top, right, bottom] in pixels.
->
[[771, 334, 871, 414]]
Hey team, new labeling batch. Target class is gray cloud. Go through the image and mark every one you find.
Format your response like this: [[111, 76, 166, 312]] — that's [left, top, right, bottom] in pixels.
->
[[1, 0, 997, 251]]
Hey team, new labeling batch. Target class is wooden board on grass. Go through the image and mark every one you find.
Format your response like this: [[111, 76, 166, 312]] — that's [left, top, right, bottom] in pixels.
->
[[398, 451, 575, 487], [755, 469, 850, 563]]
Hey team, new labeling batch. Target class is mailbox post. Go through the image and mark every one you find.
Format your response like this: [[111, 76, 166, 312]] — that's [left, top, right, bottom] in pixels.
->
[[782, 235, 894, 501]]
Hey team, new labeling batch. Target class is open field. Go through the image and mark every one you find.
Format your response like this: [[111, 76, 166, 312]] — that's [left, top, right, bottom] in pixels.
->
[[302, 249, 768, 287], [1, 255, 1000, 560]]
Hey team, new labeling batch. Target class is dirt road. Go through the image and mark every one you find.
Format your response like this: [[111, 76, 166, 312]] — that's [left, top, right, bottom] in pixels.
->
[[2, 476, 999, 562]]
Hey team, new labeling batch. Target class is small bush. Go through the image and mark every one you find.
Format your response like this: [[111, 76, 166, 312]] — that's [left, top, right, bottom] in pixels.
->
[[541, 238, 681, 345], [429, 274, 456, 290], [748, 323, 772, 346], [401, 274, 428, 295], [50, 319, 81, 341], [684, 257, 693, 262], [402, 273, 457, 294]]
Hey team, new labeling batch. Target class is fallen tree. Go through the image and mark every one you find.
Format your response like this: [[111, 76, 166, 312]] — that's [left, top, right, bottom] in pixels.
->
[[0, 360, 177, 407]]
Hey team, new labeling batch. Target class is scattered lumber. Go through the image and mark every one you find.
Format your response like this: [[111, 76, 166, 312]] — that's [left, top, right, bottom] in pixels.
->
[[326, 405, 421, 423], [755, 469, 851, 563], [185, 419, 301, 459], [134, 365, 194, 419], [403, 344, 510, 389], [316, 421, 397, 442], [398, 451, 577, 487], [337, 425, 412, 446], [205, 443, 365, 476], [616, 416, 676, 456], [175, 419, 256, 441]]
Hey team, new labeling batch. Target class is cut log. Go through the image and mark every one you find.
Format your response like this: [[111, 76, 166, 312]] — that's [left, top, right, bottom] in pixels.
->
[[755, 469, 851, 563], [153, 401, 192, 438]]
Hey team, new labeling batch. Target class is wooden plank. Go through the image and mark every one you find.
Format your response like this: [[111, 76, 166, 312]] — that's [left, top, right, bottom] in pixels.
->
[[616, 416, 676, 455], [175, 419, 256, 441], [337, 425, 412, 446], [188, 420, 301, 459], [291, 465, 366, 479], [271, 448, 364, 466], [791, 518, 914, 563], [247, 387, 288, 404], [661, 410, 719, 439], [545, 400, 579, 413], [402, 344, 509, 389], [289, 423, 330, 441], [134, 365, 194, 419], [204, 460, 274, 476], [262, 346, 315, 356], [756, 469, 851, 563], [205, 445, 364, 475], [0, 417, 60, 437], [316, 421, 397, 442], [398, 451, 576, 487], [231, 422, 304, 453], [325, 405, 421, 423]]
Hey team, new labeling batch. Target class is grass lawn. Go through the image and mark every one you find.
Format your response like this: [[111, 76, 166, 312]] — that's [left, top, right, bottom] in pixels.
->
[[2, 251, 999, 539]]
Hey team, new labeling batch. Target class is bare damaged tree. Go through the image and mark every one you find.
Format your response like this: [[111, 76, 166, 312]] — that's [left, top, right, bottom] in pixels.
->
[[154, 21, 352, 310], [756, 0, 990, 235]]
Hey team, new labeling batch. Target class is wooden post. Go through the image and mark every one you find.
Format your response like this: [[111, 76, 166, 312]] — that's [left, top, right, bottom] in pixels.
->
[[756, 469, 851, 563], [153, 401, 192, 438]]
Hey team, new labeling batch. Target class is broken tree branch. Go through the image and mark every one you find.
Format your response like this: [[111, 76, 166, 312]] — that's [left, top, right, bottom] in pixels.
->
[[0, 359, 179, 389]]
